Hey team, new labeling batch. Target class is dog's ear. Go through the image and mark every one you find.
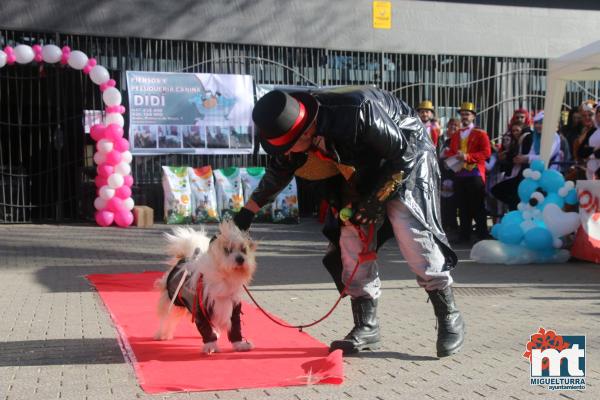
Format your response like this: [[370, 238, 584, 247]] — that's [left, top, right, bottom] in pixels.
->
[[247, 239, 257, 251]]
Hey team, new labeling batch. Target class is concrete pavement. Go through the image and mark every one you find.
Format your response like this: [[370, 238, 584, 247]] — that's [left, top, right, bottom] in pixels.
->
[[1, 221, 599, 399]]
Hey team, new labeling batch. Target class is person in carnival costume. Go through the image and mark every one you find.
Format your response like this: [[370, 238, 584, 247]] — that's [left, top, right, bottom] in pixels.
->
[[417, 100, 441, 147], [233, 87, 463, 356]]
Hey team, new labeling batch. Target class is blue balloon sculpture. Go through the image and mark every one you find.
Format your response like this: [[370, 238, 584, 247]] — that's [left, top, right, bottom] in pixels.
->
[[471, 162, 581, 264]]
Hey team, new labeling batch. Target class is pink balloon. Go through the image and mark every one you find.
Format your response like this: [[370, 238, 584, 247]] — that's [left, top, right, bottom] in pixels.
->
[[105, 124, 124, 141], [106, 197, 126, 213], [114, 137, 130, 152], [97, 163, 114, 178], [114, 210, 134, 227], [94, 176, 108, 188], [123, 175, 134, 187], [95, 210, 114, 227], [115, 185, 132, 199], [32, 44, 43, 62], [90, 124, 106, 141], [106, 105, 126, 114], [105, 150, 122, 166]]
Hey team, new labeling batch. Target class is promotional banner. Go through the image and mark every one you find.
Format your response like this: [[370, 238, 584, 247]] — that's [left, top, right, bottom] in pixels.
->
[[126, 71, 255, 155]]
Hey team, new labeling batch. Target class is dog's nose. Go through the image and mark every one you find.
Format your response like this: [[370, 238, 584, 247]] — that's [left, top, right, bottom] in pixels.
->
[[235, 256, 245, 265]]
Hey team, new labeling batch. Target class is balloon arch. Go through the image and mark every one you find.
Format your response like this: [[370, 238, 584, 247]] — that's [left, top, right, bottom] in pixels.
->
[[0, 44, 134, 227]]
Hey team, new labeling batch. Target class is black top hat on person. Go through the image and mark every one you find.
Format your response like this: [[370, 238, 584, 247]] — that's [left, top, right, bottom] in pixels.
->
[[252, 90, 319, 155]]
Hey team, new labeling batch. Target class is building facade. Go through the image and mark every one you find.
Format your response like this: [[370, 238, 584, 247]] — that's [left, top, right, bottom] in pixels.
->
[[1, 1, 599, 222]]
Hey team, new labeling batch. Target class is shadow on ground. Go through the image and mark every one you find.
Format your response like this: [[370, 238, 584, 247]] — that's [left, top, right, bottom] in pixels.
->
[[0, 338, 125, 366]]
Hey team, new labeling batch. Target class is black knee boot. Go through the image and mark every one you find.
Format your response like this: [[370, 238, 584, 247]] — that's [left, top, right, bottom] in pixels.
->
[[427, 286, 465, 357], [329, 297, 380, 354]]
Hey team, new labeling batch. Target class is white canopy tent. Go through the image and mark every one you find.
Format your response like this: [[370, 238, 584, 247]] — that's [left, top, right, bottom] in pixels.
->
[[541, 40, 600, 164]]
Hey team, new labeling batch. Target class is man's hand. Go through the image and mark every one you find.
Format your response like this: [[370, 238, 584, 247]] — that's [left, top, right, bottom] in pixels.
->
[[233, 200, 259, 231], [349, 199, 384, 226], [455, 151, 465, 161]]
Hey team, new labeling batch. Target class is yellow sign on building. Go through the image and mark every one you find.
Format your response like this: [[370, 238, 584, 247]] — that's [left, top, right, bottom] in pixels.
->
[[373, 1, 392, 30]]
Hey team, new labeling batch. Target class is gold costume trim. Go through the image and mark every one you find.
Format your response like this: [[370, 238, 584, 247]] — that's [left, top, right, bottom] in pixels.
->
[[376, 172, 404, 202]]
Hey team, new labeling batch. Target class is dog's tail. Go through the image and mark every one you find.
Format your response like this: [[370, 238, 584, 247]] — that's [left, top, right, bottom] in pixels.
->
[[155, 227, 211, 291], [164, 226, 211, 266]]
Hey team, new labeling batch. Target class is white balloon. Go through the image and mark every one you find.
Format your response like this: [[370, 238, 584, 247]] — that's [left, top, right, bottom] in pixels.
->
[[542, 203, 580, 238], [103, 88, 122, 106], [99, 185, 115, 200], [94, 197, 107, 210], [121, 151, 132, 163], [104, 112, 124, 127], [89, 65, 110, 85], [108, 173, 124, 189], [42, 44, 62, 63], [14, 45, 35, 64], [93, 151, 106, 165], [0, 50, 7, 68], [470, 240, 571, 265], [67, 50, 88, 70], [123, 197, 135, 210], [115, 162, 131, 176], [97, 139, 113, 154], [564, 181, 575, 190], [520, 219, 536, 233]]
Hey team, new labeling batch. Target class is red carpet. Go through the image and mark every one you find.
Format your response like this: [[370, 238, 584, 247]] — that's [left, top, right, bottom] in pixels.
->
[[87, 271, 344, 393]]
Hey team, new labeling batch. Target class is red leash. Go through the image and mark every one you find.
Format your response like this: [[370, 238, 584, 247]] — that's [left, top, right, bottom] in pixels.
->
[[243, 224, 376, 331]]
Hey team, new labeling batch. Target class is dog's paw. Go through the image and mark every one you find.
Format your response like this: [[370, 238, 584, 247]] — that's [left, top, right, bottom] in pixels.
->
[[153, 331, 173, 341], [232, 340, 254, 352], [202, 341, 220, 354]]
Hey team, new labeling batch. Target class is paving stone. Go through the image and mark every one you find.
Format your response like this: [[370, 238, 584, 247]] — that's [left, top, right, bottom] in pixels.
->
[[0, 222, 599, 399]]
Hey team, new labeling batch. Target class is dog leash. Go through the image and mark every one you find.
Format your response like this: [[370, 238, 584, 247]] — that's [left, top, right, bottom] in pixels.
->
[[158, 268, 189, 335], [243, 224, 376, 332]]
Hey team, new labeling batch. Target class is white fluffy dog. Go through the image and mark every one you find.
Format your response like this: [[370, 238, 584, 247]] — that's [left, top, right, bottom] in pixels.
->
[[154, 221, 257, 354]]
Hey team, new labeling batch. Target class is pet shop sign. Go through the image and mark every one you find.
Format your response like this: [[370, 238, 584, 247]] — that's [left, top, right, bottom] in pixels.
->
[[126, 71, 255, 155]]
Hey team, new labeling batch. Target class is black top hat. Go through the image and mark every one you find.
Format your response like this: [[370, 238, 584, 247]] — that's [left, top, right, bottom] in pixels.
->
[[252, 90, 319, 155]]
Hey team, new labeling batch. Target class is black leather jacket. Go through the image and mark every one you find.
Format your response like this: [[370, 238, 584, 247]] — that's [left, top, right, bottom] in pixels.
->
[[250, 86, 457, 290]]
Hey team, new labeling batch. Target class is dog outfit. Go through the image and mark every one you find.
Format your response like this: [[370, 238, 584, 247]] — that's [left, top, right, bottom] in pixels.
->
[[166, 259, 243, 343]]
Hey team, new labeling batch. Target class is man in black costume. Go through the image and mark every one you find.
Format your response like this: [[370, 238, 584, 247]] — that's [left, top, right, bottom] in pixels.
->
[[234, 86, 464, 357]]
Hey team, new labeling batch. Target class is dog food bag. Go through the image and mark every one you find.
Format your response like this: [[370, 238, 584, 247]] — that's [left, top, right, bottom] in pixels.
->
[[188, 166, 220, 223], [240, 167, 272, 222], [272, 177, 300, 224], [162, 166, 192, 224], [213, 167, 244, 220]]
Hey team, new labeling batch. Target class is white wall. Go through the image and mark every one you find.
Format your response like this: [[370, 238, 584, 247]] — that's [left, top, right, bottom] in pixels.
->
[[1, 0, 599, 58]]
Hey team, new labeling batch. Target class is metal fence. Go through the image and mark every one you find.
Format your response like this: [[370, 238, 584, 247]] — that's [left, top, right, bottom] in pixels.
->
[[1, 29, 600, 222]]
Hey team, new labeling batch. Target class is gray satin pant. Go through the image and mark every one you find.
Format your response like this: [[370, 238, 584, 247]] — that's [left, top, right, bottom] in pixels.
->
[[340, 199, 452, 299]]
